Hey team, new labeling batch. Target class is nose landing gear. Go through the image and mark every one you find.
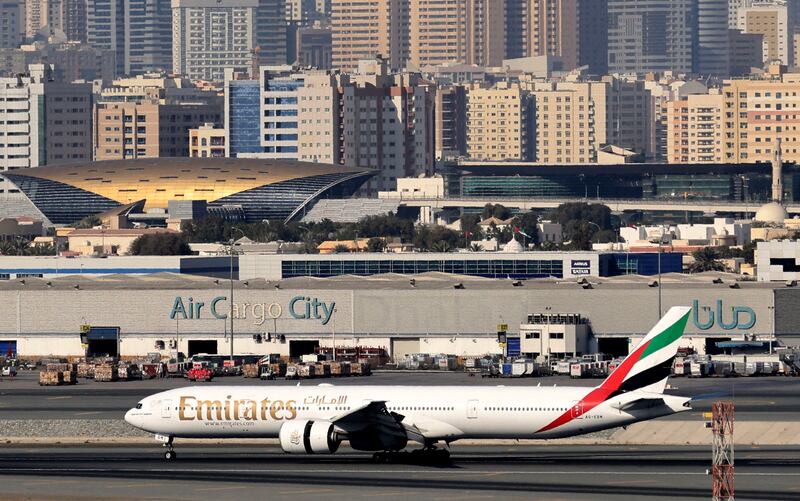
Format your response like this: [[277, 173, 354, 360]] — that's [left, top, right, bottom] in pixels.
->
[[156, 434, 176, 460]]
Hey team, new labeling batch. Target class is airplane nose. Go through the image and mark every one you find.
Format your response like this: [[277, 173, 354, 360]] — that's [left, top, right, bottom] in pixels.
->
[[124, 408, 138, 427]]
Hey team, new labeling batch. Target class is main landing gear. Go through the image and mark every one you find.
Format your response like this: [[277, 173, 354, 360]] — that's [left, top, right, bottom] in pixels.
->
[[157, 435, 176, 460], [371, 446, 450, 464]]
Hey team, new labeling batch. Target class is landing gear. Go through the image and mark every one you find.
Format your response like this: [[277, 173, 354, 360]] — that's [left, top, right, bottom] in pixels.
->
[[371, 446, 450, 464], [159, 435, 176, 460]]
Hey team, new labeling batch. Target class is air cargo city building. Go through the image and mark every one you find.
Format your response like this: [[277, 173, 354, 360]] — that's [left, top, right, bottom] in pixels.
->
[[0, 269, 796, 360]]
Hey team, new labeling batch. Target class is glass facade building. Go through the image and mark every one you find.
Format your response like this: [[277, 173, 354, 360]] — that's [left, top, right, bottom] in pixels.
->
[[228, 81, 262, 157], [448, 162, 792, 203]]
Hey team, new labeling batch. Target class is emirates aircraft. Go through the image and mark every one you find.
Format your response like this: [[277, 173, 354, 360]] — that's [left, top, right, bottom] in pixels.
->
[[125, 306, 692, 461]]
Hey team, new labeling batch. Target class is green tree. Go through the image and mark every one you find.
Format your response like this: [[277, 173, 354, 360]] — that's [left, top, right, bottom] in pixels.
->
[[459, 213, 482, 239], [481, 203, 511, 221], [690, 247, 726, 273], [129, 233, 192, 255], [355, 213, 414, 240], [333, 244, 350, 253], [430, 241, 452, 252], [366, 237, 387, 252]]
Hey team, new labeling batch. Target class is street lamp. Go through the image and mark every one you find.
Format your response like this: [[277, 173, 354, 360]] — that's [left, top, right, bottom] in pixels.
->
[[228, 227, 247, 363]]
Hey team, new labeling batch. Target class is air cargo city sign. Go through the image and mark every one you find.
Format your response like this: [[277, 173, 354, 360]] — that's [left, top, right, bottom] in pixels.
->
[[169, 296, 336, 325]]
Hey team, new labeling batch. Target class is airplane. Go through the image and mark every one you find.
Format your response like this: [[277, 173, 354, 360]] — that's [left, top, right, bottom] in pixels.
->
[[125, 306, 693, 461]]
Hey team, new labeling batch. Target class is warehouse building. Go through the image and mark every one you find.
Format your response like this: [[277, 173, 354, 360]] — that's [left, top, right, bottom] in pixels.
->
[[0, 272, 795, 360]]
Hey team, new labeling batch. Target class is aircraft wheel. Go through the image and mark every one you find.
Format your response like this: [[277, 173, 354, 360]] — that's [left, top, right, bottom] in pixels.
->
[[164, 450, 176, 460]]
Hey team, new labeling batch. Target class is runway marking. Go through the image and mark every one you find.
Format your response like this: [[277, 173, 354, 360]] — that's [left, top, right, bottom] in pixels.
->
[[108, 482, 164, 489], [21, 479, 81, 487], [194, 485, 250, 492], [366, 491, 419, 497], [277, 488, 335, 495], [45, 396, 71, 400], [74, 411, 102, 416]]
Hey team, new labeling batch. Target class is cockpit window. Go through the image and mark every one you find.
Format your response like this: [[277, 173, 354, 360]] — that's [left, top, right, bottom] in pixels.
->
[[136, 403, 143, 409]]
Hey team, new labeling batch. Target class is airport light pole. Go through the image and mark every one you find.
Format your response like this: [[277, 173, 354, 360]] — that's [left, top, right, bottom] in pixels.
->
[[229, 227, 246, 363]]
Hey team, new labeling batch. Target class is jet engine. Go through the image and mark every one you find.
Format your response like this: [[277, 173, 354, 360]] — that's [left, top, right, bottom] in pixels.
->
[[279, 420, 341, 454]]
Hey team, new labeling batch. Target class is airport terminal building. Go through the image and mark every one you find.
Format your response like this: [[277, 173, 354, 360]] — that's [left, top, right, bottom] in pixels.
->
[[0, 271, 797, 360]]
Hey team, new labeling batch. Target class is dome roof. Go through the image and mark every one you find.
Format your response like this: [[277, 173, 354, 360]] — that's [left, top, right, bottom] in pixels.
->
[[503, 238, 524, 253], [754, 202, 788, 225]]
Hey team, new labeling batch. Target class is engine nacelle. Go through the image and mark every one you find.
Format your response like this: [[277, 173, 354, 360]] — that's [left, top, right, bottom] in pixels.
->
[[279, 420, 341, 454]]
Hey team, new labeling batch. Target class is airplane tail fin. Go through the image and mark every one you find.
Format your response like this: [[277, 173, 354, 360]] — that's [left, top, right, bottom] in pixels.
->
[[598, 306, 691, 396]]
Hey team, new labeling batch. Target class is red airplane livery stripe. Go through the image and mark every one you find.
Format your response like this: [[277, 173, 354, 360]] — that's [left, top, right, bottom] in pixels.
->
[[536, 339, 651, 433]]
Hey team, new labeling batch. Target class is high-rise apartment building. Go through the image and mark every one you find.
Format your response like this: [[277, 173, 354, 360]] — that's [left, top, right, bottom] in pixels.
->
[[259, 66, 303, 160], [465, 82, 533, 161], [435, 84, 467, 159], [737, 2, 791, 66], [172, 0, 259, 82], [721, 66, 800, 163], [87, 0, 125, 75], [296, 71, 340, 164], [224, 70, 262, 157], [95, 74, 222, 160], [467, 0, 506, 67], [341, 60, 435, 192], [608, 0, 696, 74], [666, 92, 725, 164], [256, 0, 288, 66], [408, 0, 469, 67], [528, 0, 579, 71], [124, 0, 173, 75], [525, 76, 651, 163], [697, 0, 731, 75], [330, 0, 510, 70], [577, 0, 608, 75], [51, 0, 88, 43], [0, 1, 23, 48], [25, 0, 88, 42], [729, 28, 764, 75], [295, 25, 332, 68], [330, 0, 406, 72], [95, 101, 222, 160], [0, 64, 92, 170]]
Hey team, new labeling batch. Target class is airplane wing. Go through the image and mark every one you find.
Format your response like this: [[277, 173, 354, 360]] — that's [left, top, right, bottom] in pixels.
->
[[330, 400, 459, 445]]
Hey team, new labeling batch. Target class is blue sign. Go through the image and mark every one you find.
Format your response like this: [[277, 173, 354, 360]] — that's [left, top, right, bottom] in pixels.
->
[[692, 299, 756, 331]]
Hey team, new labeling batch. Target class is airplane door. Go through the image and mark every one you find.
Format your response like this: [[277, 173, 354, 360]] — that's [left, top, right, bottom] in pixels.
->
[[161, 399, 172, 419], [467, 399, 479, 419], [570, 401, 583, 419]]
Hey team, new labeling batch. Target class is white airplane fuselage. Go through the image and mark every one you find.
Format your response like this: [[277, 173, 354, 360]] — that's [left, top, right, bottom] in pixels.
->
[[125, 384, 691, 442]]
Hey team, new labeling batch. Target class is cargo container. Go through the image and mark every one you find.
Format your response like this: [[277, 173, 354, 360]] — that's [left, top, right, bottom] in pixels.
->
[[689, 361, 708, 378], [94, 365, 118, 382], [242, 364, 259, 378], [60, 371, 77, 384], [39, 371, 62, 386]]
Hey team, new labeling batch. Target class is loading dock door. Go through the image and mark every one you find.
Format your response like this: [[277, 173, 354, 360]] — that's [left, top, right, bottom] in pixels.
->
[[290, 340, 319, 358], [0, 340, 17, 358], [391, 338, 420, 361], [85, 327, 120, 357], [188, 340, 218, 357]]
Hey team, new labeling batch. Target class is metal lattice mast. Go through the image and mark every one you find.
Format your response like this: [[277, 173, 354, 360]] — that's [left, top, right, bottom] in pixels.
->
[[711, 401, 735, 501]]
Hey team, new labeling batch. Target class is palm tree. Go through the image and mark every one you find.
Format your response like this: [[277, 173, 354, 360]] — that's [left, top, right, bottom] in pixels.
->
[[333, 244, 351, 253], [469, 243, 482, 252], [430, 241, 452, 253], [690, 247, 726, 273]]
